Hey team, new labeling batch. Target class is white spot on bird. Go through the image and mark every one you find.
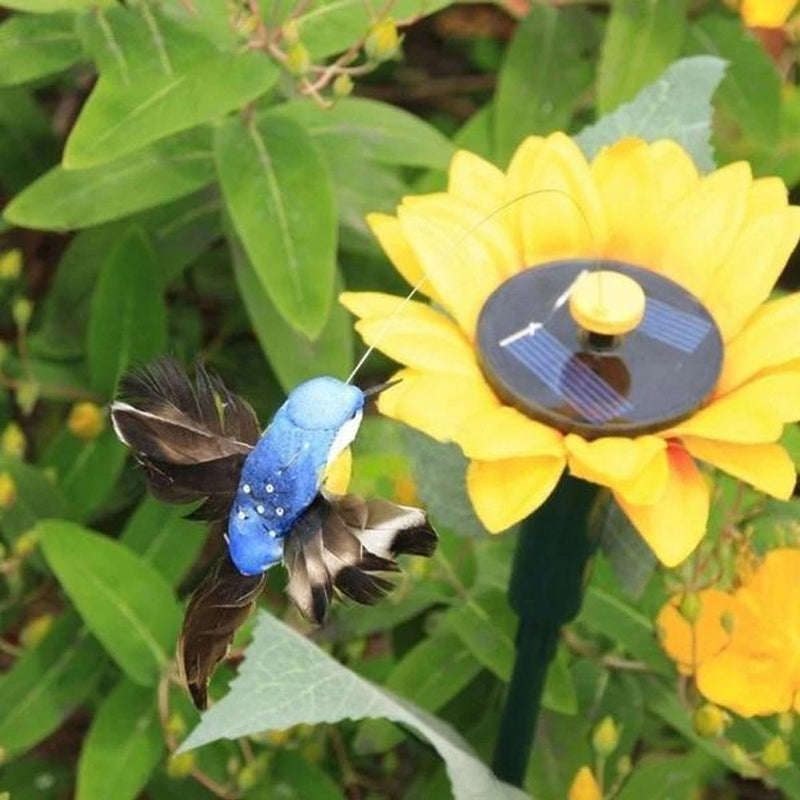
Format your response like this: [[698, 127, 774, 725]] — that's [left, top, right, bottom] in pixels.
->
[[243, 483, 251, 494], [276, 507, 284, 517], [237, 510, 246, 520], [256, 505, 265, 514], [266, 483, 274, 493], [268, 529, 277, 538]]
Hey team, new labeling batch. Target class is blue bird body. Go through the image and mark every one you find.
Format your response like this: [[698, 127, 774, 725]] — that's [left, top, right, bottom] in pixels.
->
[[227, 376, 365, 575]]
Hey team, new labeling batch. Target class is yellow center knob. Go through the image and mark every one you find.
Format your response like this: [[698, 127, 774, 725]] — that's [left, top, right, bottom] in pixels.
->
[[569, 270, 646, 337]]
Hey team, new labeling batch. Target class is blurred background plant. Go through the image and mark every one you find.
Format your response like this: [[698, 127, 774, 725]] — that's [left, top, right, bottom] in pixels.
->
[[0, 0, 798, 798]]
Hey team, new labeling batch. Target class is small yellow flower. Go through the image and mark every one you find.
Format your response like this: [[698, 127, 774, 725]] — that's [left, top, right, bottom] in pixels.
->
[[0, 249, 22, 281], [286, 42, 311, 76], [762, 736, 791, 769], [726, 0, 798, 27], [0, 472, 16, 509], [341, 133, 800, 567], [166, 751, 195, 778], [592, 715, 620, 756], [568, 766, 602, 800], [1, 422, 26, 459], [365, 18, 401, 62], [659, 549, 800, 716], [693, 703, 730, 737], [333, 73, 354, 98], [67, 402, 105, 441]]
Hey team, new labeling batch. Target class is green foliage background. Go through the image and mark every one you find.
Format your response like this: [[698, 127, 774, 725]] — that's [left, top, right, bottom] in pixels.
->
[[0, 1, 798, 798]]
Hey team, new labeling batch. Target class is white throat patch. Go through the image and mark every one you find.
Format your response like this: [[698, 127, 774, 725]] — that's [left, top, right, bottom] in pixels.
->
[[326, 410, 363, 468]]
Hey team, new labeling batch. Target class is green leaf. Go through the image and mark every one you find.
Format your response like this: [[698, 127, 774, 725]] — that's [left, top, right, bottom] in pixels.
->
[[4, 128, 215, 231], [494, 6, 597, 165], [686, 12, 781, 145], [541, 645, 578, 716], [0, 0, 104, 12], [271, 98, 454, 170], [230, 232, 352, 391], [87, 226, 166, 398], [181, 612, 528, 800], [120, 496, 207, 586], [617, 752, 714, 800], [0, 455, 71, 543], [441, 588, 515, 682], [76, 678, 163, 800], [0, 612, 105, 758], [597, 0, 688, 114], [39, 520, 181, 686], [356, 629, 482, 753], [576, 56, 726, 171], [268, 750, 343, 800], [64, 50, 276, 168], [0, 12, 84, 86], [217, 115, 336, 338]]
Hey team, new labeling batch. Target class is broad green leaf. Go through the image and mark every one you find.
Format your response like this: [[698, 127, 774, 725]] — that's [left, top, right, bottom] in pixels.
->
[[356, 630, 483, 753], [76, 678, 163, 800], [494, 6, 597, 165], [230, 233, 352, 390], [0, 0, 105, 12], [541, 645, 578, 716], [402, 427, 486, 537], [442, 588, 515, 682], [87, 226, 166, 397], [526, 710, 591, 799], [217, 115, 336, 338], [39, 520, 181, 686], [617, 752, 716, 800], [0, 86, 58, 193], [271, 98, 454, 170], [454, 104, 494, 161], [64, 50, 276, 168], [268, 750, 343, 800], [0, 612, 105, 758], [597, 0, 688, 114], [687, 12, 781, 145], [576, 56, 726, 171], [0, 455, 71, 543], [4, 128, 215, 230], [0, 12, 84, 86], [180, 612, 528, 800], [0, 758, 73, 799], [121, 496, 207, 586], [41, 428, 127, 521]]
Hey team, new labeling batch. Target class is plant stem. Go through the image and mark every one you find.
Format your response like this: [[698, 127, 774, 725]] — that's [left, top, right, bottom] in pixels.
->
[[492, 475, 599, 786]]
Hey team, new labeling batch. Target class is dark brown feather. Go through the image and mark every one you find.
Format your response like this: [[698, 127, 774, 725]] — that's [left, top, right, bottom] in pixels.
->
[[177, 553, 265, 710]]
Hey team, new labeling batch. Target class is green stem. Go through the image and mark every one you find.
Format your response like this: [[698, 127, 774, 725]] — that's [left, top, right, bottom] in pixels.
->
[[492, 475, 599, 786]]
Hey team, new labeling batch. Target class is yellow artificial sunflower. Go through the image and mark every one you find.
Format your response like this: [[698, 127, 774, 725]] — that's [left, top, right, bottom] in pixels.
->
[[725, 0, 798, 28], [340, 133, 800, 567], [657, 548, 800, 716]]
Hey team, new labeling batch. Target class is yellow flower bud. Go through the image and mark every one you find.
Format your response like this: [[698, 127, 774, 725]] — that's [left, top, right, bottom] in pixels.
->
[[16, 381, 39, 416], [12, 297, 33, 330], [0, 472, 16, 509], [693, 704, 729, 738], [333, 73, 354, 97], [0, 250, 22, 281], [67, 402, 105, 441], [282, 19, 299, 44], [13, 528, 39, 558], [166, 712, 187, 739], [236, 763, 260, 791], [286, 42, 312, 75], [568, 766, 602, 800], [166, 751, 196, 778], [777, 712, 795, 736], [762, 736, 790, 770], [679, 591, 703, 623], [592, 715, 620, 757], [20, 613, 54, 648], [1, 422, 26, 459], [616, 755, 632, 776], [365, 18, 402, 63]]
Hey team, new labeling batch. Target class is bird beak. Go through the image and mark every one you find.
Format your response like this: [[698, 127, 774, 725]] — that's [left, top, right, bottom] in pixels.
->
[[363, 377, 402, 398]]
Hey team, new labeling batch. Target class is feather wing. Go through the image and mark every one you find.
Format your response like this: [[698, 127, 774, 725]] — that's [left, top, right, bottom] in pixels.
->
[[177, 552, 265, 710], [111, 357, 261, 519], [284, 493, 437, 625]]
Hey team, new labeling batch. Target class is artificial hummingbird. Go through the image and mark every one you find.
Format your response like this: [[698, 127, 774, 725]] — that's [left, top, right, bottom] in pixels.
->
[[111, 357, 437, 709]]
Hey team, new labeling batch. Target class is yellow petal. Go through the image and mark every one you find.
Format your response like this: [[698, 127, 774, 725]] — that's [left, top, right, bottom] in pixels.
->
[[697, 649, 795, 716], [616, 446, 709, 567], [455, 405, 564, 460], [568, 767, 602, 800], [506, 132, 606, 265], [648, 139, 699, 209], [591, 138, 663, 266], [379, 370, 499, 442], [717, 293, 800, 394], [565, 434, 668, 503], [375, 368, 415, 418], [402, 193, 520, 279], [323, 447, 351, 494], [657, 589, 738, 673], [703, 206, 800, 341], [467, 455, 565, 533], [745, 176, 788, 223], [657, 162, 751, 299], [740, 0, 797, 27], [448, 150, 507, 214], [682, 437, 796, 500], [340, 292, 479, 376], [366, 213, 439, 301], [398, 206, 505, 336], [741, 548, 800, 632]]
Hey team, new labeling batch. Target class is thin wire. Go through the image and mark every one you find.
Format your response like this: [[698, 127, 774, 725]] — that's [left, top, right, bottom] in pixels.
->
[[346, 187, 601, 385]]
